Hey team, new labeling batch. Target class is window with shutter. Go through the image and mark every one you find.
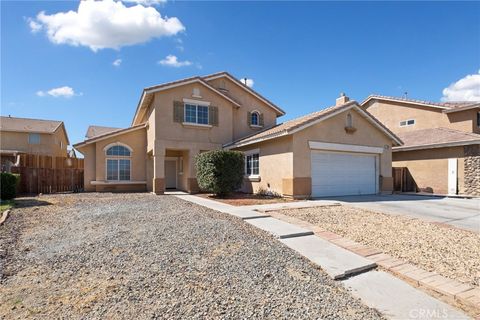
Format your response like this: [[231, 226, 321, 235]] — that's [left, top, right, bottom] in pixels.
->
[[209, 106, 219, 126], [173, 101, 184, 123]]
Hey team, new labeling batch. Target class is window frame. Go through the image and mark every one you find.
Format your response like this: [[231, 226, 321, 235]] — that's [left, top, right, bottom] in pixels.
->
[[477, 111, 480, 128], [105, 144, 132, 182], [184, 103, 209, 125], [244, 149, 260, 178], [251, 111, 260, 126], [399, 119, 415, 127], [28, 133, 40, 144]]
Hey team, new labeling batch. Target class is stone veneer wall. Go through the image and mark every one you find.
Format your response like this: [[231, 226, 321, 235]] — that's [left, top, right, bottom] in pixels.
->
[[463, 145, 480, 196]]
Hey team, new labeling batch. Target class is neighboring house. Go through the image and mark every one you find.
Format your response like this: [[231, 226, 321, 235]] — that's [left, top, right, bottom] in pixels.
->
[[73, 72, 401, 198], [362, 95, 480, 195], [0, 116, 70, 169]]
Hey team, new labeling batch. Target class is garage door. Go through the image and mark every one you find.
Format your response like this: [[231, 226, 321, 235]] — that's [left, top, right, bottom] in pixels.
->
[[311, 151, 377, 197]]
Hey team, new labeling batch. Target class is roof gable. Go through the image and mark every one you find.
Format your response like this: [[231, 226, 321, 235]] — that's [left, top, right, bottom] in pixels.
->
[[0, 116, 70, 144], [132, 76, 241, 125], [202, 72, 285, 116]]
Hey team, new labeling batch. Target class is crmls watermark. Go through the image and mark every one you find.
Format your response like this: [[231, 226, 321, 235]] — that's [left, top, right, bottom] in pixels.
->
[[409, 308, 449, 319]]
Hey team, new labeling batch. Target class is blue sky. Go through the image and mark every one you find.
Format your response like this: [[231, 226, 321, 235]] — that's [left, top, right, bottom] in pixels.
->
[[2, 1, 479, 147]]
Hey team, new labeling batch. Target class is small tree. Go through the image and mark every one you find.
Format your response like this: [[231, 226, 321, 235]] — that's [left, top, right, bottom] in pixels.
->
[[195, 150, 244, 197], [1, 173, 20, 200]]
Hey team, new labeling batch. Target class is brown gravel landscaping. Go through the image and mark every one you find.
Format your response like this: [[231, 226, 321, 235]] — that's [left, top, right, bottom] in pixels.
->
[[0, 193, 382, 319], [277, 205, 480, 287]]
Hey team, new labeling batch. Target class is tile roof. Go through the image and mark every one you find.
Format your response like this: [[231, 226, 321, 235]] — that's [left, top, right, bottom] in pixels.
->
[[86, 125, 121, 139], [73, 123, 146, 149], [362, 94, 479, 110], [226, 101, 402, 148], [0, 116, 63, 133], [394, 128, 480, 151]]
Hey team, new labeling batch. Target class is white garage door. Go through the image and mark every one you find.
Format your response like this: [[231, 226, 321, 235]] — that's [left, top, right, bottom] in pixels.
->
[[311, 151, 377, 197]]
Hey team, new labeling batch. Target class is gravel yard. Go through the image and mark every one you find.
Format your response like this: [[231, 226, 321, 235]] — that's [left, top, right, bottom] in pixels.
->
[[278, 205, 480, 287], [0, 193, 382, 319]]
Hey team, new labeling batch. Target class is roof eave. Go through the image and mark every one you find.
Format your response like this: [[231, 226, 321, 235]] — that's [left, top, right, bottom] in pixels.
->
[[442, 103, 480, 113], [393, 140, 480, 152], [361, 96, 449, 111], [73, 123, 147, 150]]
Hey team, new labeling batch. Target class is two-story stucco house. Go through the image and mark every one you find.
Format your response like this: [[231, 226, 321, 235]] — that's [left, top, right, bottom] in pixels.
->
[[362, 95, 480, 195], [73, 72, 401, 198], [0, 116, 70, 169]]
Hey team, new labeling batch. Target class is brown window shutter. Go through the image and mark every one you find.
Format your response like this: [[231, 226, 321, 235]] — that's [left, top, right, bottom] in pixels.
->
[[173, 101, 184, 123], [247, 111, 252, 125], [209, 106, 219, 126], [259, 113, 264, 126]]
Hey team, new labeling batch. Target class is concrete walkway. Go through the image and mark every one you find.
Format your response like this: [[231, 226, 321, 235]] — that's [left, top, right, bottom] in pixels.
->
[[175, 194, 470, 319], [318, 194, 480, 233]]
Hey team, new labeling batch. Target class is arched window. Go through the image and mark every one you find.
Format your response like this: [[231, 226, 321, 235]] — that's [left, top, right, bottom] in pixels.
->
[[251, 111, 259, 126], [106, 145, 131, 156], [105, 144, 131, 181], [346, 113, 353, 127]]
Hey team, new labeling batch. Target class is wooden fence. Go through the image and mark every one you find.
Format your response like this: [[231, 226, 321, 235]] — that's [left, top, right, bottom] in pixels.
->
[[5, 154, 85, 194], [16, 154, 84, 169], [392, 167, 417, 192], [11, 167, 84, 194]]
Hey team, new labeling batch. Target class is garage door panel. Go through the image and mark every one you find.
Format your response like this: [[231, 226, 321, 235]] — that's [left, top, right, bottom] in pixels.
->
[[311, 151, 377, 197]]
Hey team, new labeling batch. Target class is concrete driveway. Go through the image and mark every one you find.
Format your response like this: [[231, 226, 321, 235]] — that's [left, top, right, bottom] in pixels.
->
[[317, 194, 480, 233]]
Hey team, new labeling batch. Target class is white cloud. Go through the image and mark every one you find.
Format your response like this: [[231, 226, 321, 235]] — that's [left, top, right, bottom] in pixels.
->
[[28, 18, 42, 33], [442, 70, 480, 102], [158, 54, 192, 67], [29, 0, 184, 52], [122, 0, 166, 6], [239, 78, 254, 88], [37, 86, 79, 98], [113, 58, 122, 67]]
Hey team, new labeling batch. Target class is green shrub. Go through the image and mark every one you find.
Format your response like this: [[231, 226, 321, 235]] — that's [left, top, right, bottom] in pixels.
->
[[1, 173, 20, 200], [195, 150, 244, 197]]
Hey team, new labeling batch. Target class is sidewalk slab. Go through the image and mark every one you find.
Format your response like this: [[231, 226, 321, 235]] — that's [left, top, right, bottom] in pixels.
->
[[175, 195, 268, 219], [246, 217, 313, 239], [280, 235, 377, 279], [343, 271, 470, 320], [241, 200, 340, 212]]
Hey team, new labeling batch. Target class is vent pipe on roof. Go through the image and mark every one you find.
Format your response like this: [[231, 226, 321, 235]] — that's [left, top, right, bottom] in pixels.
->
[[336, 92, 350, 106]]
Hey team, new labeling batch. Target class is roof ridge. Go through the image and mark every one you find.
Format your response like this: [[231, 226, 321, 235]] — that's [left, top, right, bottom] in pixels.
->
[[0, 115, 63, 123], [436, 127, 480, 138]]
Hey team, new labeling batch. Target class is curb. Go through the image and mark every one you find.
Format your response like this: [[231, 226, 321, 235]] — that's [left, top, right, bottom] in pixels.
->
[[269, 211, 480, 317], [0, 209, 11, 226]]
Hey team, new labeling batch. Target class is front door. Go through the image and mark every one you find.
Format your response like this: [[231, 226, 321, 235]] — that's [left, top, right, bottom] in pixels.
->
[[448, 158, 457, 195], [165, 160, 177, 189]]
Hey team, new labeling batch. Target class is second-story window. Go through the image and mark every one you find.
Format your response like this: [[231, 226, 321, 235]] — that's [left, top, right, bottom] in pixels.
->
[[477, 112, 480, 127], [251, 112, 259, 126], [399, 119, 415, 127], [185, 104, 209, 125], [28, 133, 40, 144]]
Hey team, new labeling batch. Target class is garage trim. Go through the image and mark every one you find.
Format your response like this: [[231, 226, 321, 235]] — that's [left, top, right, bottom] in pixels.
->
[[309, 141, 384, 154]]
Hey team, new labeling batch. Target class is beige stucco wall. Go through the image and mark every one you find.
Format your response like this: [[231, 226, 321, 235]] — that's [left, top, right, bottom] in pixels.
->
[[77, 128, 147, 192], [81, 144, 96, 192], [1, 128, 68, 159], [393, 147, 465, 195], [234, 136, 293, 195], [364, 101, 478, 134], [233, 108, 395, 197], [292, 108, 393, 179], [147, 83, 236, 145], [206, 77, 279, 140]]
